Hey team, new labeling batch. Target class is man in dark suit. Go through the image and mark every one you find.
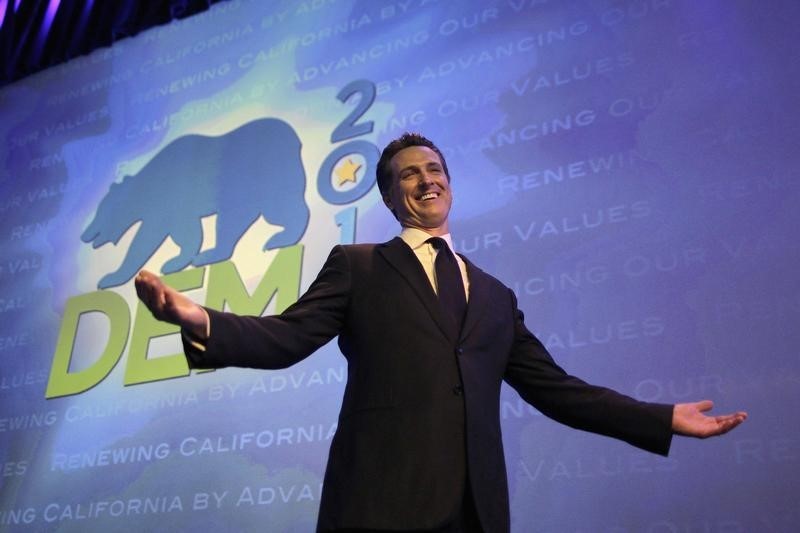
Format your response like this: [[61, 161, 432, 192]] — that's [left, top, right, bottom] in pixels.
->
[[135, 133, 747, 532]]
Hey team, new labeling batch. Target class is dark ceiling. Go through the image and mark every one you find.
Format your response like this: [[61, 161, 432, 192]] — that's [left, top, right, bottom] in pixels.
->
[[1, 0, 228, 88]]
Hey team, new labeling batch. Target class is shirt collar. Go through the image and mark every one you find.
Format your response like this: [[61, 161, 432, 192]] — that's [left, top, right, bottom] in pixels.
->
[[399, 227, 456, 255]]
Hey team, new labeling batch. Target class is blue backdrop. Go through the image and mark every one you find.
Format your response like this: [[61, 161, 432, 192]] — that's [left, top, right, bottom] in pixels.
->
[[1, 0, 798, 531]]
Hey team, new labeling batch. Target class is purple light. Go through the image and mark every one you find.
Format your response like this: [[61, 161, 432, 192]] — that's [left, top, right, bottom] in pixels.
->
[[14, 0, 21, 11], [42, 0, 60, 30], [0, 0, 7, 29], [37, 0, 61, 46]]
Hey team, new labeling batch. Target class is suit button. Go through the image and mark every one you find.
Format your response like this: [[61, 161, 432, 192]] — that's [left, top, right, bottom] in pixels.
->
[[456, 347, 464, 355], [452, 385, 463, 396]]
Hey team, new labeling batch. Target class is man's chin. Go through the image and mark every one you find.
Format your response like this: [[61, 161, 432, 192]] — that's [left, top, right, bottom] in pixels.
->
[[418, 218, 450, 233]]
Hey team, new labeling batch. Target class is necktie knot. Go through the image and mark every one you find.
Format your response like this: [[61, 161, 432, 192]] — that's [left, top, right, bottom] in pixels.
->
[[428, 236, 448, 252]]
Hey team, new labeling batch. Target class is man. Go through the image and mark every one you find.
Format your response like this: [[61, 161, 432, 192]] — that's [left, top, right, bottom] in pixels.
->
[[136, 133, 747, 532]]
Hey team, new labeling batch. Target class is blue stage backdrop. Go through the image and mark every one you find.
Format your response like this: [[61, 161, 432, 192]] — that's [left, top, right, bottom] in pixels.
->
[[1, 0, 798, 531]]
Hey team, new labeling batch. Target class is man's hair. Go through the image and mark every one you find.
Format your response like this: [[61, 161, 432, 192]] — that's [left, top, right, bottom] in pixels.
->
[[376, 132, 451, 198]]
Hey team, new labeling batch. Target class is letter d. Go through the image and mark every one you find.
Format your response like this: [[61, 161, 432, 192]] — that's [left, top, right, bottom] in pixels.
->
[[46, 291, 130, 398]]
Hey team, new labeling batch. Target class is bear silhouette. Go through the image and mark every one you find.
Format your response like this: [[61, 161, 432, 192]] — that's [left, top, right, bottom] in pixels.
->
[[82, 118, 310, 289]]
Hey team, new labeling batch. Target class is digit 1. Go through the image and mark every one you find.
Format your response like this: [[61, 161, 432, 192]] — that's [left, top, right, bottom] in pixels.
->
[[335, 206, 357, 244]]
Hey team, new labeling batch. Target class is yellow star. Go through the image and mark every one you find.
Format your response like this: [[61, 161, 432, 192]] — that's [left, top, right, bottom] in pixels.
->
[[335, 158, 362, 186]]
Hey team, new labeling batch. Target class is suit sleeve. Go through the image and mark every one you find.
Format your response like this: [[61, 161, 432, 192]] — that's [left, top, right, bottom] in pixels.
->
[[503, 290, 674, 456], [183, 245, 350, 370]]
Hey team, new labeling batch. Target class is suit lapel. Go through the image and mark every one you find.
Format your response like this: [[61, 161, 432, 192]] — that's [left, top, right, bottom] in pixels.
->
[[377, 237, 457, 342], [459, 256, 489, 343]]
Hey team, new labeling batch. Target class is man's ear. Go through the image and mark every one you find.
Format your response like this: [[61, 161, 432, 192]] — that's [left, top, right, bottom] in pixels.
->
[[382, 195, 397, 218]]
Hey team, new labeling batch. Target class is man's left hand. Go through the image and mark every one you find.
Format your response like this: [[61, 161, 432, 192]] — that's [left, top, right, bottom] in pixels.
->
[[672, 400, 747, 438]]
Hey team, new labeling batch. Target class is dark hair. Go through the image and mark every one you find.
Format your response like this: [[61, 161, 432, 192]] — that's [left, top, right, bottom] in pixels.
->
[[376, 132, 450, 198]]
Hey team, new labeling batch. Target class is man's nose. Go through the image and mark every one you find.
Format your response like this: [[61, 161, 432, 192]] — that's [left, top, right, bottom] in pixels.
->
[[419, 171, 435, 185]]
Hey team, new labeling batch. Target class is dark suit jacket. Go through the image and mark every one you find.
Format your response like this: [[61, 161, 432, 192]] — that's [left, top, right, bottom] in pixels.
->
[[185, 237, 673, 532]]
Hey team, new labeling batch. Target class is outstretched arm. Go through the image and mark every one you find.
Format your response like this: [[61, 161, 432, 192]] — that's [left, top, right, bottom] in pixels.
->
[[136, 245, 350, 370], [504, 290, 748, 454], [672, 400, 747, 438]]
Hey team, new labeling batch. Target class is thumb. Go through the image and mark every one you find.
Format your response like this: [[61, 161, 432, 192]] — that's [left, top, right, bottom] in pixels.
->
[[695, 400, 714, 413], [162, 286, 191, 322], [164, 288, 206, 335]]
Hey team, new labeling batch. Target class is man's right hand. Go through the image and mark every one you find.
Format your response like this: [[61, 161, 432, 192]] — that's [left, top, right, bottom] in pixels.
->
[[134, 270, 208, 339]]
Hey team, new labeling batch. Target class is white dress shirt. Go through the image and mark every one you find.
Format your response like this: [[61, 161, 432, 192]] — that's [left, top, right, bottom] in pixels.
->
[[399, 227, 470, 301]]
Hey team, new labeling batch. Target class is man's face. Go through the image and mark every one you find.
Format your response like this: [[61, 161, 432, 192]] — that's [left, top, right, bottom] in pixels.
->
[[384, 145, 453, 235]]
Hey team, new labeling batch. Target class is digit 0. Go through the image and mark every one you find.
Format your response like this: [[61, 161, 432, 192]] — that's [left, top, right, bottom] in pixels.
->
[[317, 140, 379, 205]]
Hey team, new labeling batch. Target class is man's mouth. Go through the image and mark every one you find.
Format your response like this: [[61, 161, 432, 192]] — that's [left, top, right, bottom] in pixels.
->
[[419, 192, 439, 201]]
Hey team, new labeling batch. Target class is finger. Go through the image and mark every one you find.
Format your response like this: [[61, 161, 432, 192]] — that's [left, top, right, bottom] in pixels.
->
[[137, 271, 168, 318], [162, 287, 179, 321], [695, 400, 714, 413], [135, 274, 157, 310], [715, 417, 744, 435], [142, 275, 160, 310], [713, 412, 748, 427], [135, 271, 156, 299], [134, 271, 148, 300], [718, 412, 747, 421], [712, 413, 747, 435]]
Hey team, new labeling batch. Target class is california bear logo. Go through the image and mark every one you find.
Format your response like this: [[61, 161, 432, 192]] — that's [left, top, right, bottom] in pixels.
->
[[81, 118, 310, 289]]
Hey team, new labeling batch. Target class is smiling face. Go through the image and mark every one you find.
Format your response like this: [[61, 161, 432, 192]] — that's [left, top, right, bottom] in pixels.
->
[[383, 145, 453, 236]]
